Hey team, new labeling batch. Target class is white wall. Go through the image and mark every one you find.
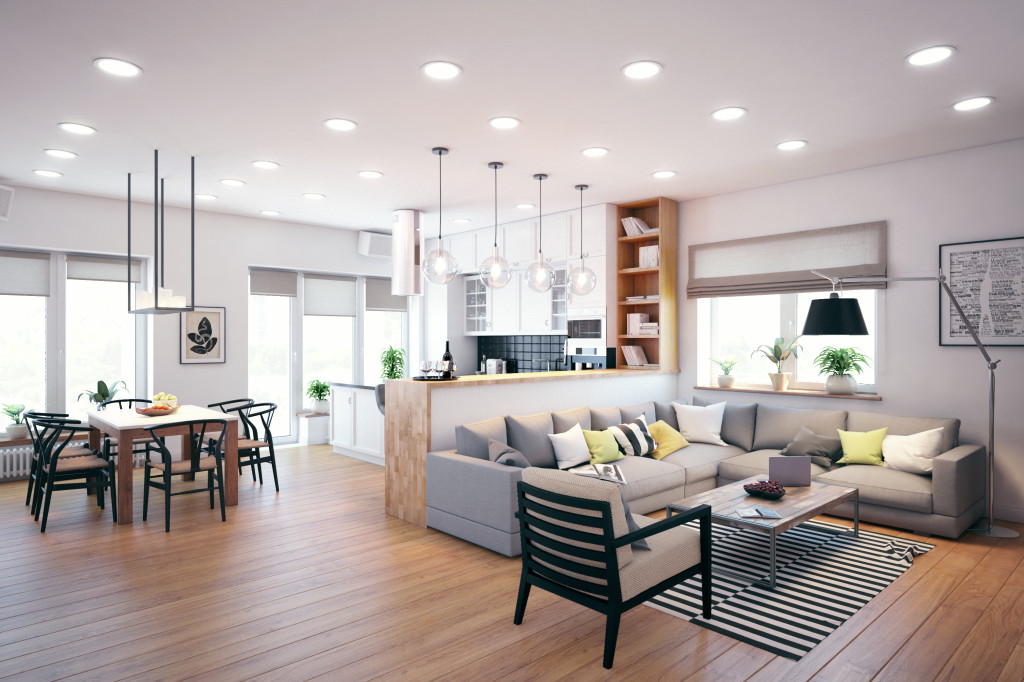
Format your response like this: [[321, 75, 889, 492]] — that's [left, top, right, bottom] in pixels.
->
[[678, 138, 1024, 522], [0, 185, 391, 408]]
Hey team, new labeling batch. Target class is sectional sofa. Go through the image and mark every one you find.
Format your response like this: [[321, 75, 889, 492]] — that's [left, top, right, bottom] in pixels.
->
[[425, 398, 987, 556]]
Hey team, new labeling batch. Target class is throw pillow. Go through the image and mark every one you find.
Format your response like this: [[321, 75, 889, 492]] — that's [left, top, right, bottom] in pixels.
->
[[672, 401, 727, 446], [621, 498, 650, 550], [505, 412, 557, 468], [647, 420, 689, 460], [780, 425, 843, 468], [582, 428, 624, 465], [882, 427, 944, 474], [547, 424, 593, 470], [607, 415, 656, 457], [487, 439, 531, 468], [837, 427, 888, 466]]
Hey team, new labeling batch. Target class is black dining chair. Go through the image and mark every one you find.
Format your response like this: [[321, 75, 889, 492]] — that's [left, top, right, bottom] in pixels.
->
[[235, 402, 279, 491], [99, 398, 154, 465], [24, 412, 94, 511], [33, 419, 116, 532], [142, 418, 228, 532]]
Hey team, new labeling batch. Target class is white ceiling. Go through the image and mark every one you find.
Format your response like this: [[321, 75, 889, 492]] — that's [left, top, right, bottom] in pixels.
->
[[1, 0, 1022, 235]]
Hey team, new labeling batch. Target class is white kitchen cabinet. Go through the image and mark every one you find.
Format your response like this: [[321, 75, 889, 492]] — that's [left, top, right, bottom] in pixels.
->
[[501, 219, 537, 269], [539, 211, 568, 263], [464, 275, 491, 334], [330, 386, 354, 449], [331, 384, 384, 465], [447, 231, 480, 274], [568, 203, 609, 258], [490, 273, 520, 334], [567, 254, 607, 310], [551, 266, 568, 332], [519, 273, 553, 333]]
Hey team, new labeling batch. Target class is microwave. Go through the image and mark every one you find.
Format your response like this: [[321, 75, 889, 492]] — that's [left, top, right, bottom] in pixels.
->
[[566, 307, 606, 351]]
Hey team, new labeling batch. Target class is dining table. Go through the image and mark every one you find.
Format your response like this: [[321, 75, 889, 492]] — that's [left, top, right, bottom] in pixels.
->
[[88, 404, 239, 525]]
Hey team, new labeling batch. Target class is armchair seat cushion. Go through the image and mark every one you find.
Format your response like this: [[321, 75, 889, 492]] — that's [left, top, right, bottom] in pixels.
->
[[55, 455, 109, 472], [237, 438, 269, 450], [816, 465, 933, 514], [620, 514, 702, 601], [147, 456, 218, 474]]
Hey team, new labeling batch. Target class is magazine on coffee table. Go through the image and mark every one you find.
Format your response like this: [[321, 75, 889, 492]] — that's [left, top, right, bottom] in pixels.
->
[[569, 463, 627, 484]]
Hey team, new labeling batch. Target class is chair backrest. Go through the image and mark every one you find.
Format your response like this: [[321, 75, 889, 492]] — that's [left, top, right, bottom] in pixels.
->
[[239, 402, 276, 441], [374, 384, 385, 415], [99, 398, 152, 411], [145, 419, 229, 472], [33, 418, 94, 470], [25, 412, 71, 453], [208, 398, 254, 414]]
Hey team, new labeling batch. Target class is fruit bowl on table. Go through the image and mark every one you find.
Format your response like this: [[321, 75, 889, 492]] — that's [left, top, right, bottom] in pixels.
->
[[743, 480, 786, 499], [136, 401, 179, 417]]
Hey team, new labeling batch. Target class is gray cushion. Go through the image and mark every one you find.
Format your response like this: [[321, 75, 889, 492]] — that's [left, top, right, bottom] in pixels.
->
[[780, 425, 843, 468], [621, 499, 650, 550], [455, 416, 508, 459], [488, 439, 531, 468], [846, 411, 959, 453], [620, 401, 656, 424], [692, 396, 756, 451], [752, 404, 847, 451], [552, 406, 592, 433], [654, 400, 681, 430], [817, 465, 933, 514], [661, 442, 746, 485], [506, 412, 557, 468], [613, 456, 686, 504], [590, 406, 622, 430], [717, 449, 834, 482]]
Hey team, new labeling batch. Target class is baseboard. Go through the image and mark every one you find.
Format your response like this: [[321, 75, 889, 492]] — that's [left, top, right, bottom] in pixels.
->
[[332, 446, 384, 467]]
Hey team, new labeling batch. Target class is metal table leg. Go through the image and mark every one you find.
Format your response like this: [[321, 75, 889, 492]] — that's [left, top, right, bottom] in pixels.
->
[[853, 489, 860, 537], [769, 530, 777, 589]]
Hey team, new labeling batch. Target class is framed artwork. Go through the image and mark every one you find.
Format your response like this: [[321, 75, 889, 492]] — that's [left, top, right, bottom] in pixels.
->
[[180, 306, 226, 363], [939, 237, 1024, 346]]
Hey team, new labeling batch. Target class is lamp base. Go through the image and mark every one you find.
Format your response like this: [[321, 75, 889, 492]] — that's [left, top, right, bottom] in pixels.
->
[[968, 523, 1019, 538]]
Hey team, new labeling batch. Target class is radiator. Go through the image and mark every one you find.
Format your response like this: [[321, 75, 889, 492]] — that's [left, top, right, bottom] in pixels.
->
[[0, 445, 33, 481]]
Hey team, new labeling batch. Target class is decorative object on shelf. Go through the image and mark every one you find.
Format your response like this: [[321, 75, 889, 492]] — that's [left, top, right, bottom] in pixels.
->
[[526, 173, 554, 293], [939, 237, 1023, 347], [752, 336, 801, 391], [812, 346, 869, 394], [805, 268, 1012, 539], [380, 345, 406, 381], [569, 184, 597, 296], [2, 403, 28, 439], [480, 161, 512, 288], [421, 147, 459, 285], [77, 379, 126, 406], [442, 340, 455, 379], [180, 306, 225, 364], [711, 357, 738, 388], [306, 379, 331, 414], [128, 150, 196, 314]]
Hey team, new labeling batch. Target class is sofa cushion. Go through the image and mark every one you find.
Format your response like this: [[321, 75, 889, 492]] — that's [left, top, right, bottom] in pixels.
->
[[662, 442, 747, 485], [506, 412, 557, 468], [780, 425, 843, 468], [456, 416, 508, 459], [613, 456, 687, 504], [883, 427, 944, 475], [847, 411, 959, 453], [717, 449, 834, 482], [654, 400, 682, 430], [837, 428, 887, 466], [620, 401, 656, 424], [548, 424, 592, 469], [590, 406, 622, 430], [648, 420, 688, 461], [488, 439, 531, 468], [692, 396, 756, 451], [583, 429, 624, 464], [752, 404, 847, 451], [673, 401, 727, 446], [607, 416, 655, 457], [552, 406, 592, 433], [816, 465, 933, 514]]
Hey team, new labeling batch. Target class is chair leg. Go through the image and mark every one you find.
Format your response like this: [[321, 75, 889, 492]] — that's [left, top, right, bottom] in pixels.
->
[[108, 463, 117, 523], [513, 575, 531, 625], [25, 455, 37, 506], [143, 465, 151, 521], [164, 469, 172, 533], [255, 451, 264, 485], [267, 445, 279, 492], [216, 458, 226, 523], [208, 470, 215, 509], [38, 466, 57, 532], [96, 474, 105, 510], [603, 610, 621, 669]]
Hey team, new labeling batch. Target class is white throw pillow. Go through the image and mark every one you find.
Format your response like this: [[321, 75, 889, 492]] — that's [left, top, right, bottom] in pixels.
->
[[548, 423, 592, 470], [882, 427, 944, 474], [671, 401, 727, 446]]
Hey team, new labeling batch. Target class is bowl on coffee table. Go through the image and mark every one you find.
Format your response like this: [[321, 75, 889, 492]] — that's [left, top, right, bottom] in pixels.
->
[[743, 480, 786, 499]]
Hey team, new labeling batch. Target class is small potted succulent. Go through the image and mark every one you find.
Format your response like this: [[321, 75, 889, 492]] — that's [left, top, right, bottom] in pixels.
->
[[2, 404, 28, 439], [77, 379, 126, 406], [306, 379, 331, 414], [813, 346, 870, 395], [752, 336, 801, 391], [711, 357, 739, 388]]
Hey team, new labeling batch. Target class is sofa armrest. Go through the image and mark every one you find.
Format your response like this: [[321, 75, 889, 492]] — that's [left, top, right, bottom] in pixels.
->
[[426, 450, 523, 533], [932, 444, 986, 518]]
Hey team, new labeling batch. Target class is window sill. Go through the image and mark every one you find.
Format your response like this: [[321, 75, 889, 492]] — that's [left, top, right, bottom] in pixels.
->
[[694, 385, 882, 401]]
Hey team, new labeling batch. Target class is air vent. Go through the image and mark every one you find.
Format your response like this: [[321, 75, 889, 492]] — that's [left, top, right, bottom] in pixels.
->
[[357, 231, 392, 258], [0, 185, 13, 221]]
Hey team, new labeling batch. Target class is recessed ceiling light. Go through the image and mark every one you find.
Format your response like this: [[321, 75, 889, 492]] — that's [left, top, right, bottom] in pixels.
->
[[622, 61, 662, 79], [58, 122, 96, 135], [422, 61, 462, 80], [582, 147, 608, 157], [711, 107, 747, 121], [906, 45, 955, 66], [652, 170, 676, 179], [220, 178, 245, 186], [194, 194, 217, 200], [252, 160, 279, 169], [260, 210, 280, 217], [516, 203, 534, 210], [303, 192, 325, 199], [953, 96, 993, 111], [776, 140, 807, 151], [323, 118, 358, 131], [453, 218, 470, 224], [358, 170, 383, 179], [33, 169, 62, 178], [489, 116, 520, 129], [93, 57, 142, 77], [44, 149, 77, 159]]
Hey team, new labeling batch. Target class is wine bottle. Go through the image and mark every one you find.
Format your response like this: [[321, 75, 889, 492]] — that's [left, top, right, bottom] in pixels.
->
[[442, 341, 454, 379]]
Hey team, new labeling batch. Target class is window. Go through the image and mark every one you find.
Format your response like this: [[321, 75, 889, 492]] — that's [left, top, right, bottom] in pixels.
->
[[363, 310, 405, 383], [248, 294, 293, 438], [0, 294, 47, 412], [304, 315, 354, 387]]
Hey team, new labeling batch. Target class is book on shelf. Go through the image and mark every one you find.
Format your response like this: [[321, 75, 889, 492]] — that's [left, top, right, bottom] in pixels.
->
[[620, 216, 656, 236], [626, 313, 649, 335], [569, 463, 628, 484], [638, 244, 659, 268], [625, 295, 647, 301], [638, 322, 659, 335], [621, 344, 649, 366]]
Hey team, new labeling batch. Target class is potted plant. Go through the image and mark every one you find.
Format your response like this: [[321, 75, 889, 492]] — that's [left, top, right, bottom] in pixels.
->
[[77, 379, 126, 406], [813, 346, 869, 395], [711, 357, 738, 388], [2, 404, 28, 439], [306, 379, 331, 414], [380, 346, 406, 381], [751, 336, 801, 391]]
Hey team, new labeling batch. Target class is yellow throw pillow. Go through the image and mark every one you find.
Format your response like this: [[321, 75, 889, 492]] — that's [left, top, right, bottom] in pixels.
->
[[837, 427, 888, 466], [583, 428, 624, 464], [647, 420, 689, 460]]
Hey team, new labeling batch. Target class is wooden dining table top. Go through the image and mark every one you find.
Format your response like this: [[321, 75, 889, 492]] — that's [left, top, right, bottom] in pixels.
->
[[88, 404, 239, 431]]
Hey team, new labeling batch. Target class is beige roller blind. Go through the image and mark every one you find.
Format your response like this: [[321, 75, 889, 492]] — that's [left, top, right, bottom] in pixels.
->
[[365, 277, 407, 312], [67, 255, 142, 283], [250, 268, 298, 297], [304, 274, 357, 316], [0, 249, 50, 296], [687, 221, 887, 299]]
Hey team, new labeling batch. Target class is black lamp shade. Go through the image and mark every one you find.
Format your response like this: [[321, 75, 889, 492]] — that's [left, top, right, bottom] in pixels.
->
[[802, 294, 869, 335]]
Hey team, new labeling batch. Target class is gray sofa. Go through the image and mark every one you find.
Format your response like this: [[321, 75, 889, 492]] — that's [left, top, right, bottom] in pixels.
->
[[425, 399, 986, 556]]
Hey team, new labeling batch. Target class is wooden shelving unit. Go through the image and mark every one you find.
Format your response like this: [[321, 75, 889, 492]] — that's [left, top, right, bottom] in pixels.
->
[[614, 197, 678, 372]]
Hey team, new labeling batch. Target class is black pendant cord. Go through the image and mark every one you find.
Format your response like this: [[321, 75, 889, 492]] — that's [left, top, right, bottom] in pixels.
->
[[575, 184, 588, 260], [153, 150, 159, 306], [534, 173, 546, 258], [127, 173, 131, 311], [438, 150, 442, 241], [160, 178, 165, 289], [190, 156, 195, 308]]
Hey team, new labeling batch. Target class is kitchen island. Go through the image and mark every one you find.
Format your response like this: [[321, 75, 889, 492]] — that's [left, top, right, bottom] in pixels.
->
[[384, 368, 677, 526]]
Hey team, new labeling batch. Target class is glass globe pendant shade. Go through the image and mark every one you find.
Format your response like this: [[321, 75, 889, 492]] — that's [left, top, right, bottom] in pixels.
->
[[526, 253, 554, 292], [422, 246, 459, 285], [480, 246, 512, 289], [569, 259, 597, 296]]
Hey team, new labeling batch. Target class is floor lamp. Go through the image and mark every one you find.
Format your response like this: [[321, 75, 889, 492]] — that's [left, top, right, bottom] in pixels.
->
[[802, 269, 1016, 538]]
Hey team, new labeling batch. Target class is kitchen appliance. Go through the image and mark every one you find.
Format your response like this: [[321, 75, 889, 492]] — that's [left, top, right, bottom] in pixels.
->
[[565, 307, 611, 369], [485, 358, 505, 374]]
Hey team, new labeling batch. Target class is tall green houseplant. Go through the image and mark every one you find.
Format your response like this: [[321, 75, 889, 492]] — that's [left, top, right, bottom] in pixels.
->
[[380, 346, 406, 381]]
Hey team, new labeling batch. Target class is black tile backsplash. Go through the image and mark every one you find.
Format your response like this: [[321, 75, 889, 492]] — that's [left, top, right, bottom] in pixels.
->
[[477, 335, 568, 373]]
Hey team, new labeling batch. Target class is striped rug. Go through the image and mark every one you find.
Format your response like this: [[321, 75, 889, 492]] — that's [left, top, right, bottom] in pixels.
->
[[645, 520, 934, 660]]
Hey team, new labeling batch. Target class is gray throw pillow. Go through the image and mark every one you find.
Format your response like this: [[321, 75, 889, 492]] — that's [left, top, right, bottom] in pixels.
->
[[505, 412, 557, 468], [455, 416, 508, 460], [488, 438, 531, 468], [619, 402, 655, 424], [552, 406, 592, 433], [621, 498, 650, 550], [692, 396, 756, 451], [590, 406, 622, 431], [780, 425, 842, 468]]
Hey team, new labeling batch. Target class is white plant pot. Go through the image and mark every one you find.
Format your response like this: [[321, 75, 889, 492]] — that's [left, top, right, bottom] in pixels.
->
[[310, 399, 330, 414], [825, 374, 857, 395], [717, 375, 736, 388], [5, 424, 29, 439], [768, 373, 791, 391]]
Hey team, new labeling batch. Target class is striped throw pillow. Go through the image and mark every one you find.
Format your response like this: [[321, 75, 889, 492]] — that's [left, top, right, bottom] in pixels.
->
[[608, 415, 656, 457]]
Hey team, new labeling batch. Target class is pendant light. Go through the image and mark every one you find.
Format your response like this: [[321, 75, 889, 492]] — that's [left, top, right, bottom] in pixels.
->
[[479, 161, 511, 288], [569, 184, 597, 296], [526, 173, 554, 292], [421, 147, 459, 284]]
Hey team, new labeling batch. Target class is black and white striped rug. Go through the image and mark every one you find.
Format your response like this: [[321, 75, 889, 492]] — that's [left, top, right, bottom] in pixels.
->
[[645, 520, 934, 660]]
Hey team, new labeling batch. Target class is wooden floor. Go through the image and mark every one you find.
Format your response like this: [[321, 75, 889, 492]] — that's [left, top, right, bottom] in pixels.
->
[[2, 446, 1023, 681]]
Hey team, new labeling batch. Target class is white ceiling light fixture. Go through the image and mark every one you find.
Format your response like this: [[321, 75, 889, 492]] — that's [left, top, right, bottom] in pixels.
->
[[953, 96, 994, 111], [303, 192, 325, 199], [252, 160, 279, 169], [777, 139, 808, 151], [323, 118, 357, 131], [44, 149, 77, 159], [516, 203, 534, 210], [260, 210, 280, 216], [526, 173, 554, 293], [582, 147, 608, 157], [480, 161, 511, 289], [622, 60, 662, 79], [33, 169, 62, 178], [711, 107, 747, 121], [422, 61, 462, 80], [652, 170, 676, 179], [422, 147, 459, 285], [194, 194, 216, 200], [220, 178, 245, 186], [489, 116, 520, 129], [58, 122, 96, 135], [93, 57, 142, 77], [453, 218, 470, 224], [358, 170, 383, 179], [906, 45, 956, 66], [569, 184, 597, 297]]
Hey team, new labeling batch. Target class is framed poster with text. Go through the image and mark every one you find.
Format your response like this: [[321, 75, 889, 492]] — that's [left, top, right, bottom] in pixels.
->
[[940, 237, 1024, 346]]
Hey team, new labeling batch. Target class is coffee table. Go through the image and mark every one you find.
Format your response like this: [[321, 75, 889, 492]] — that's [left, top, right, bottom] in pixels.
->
[[666, 475, 859, 589]]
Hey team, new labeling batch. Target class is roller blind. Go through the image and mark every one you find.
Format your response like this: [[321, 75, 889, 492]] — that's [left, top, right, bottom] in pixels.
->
[[0, 249, 50, 296], [67, 255, 142, 283], [687, 221, 887, 299], [365, 278, 407, 312], [304, 274, 357, 316], [250, 268, 298, 297]]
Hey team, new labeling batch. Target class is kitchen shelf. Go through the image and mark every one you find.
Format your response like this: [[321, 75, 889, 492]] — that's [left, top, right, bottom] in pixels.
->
[[618, 231, 660, 243], [618, 266, 660, 275], [619, 298, 660, 306], [618, 334, 660, 339]]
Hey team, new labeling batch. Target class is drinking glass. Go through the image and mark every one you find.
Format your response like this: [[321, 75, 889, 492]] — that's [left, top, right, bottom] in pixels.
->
[[419, 360, 430, 376]]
